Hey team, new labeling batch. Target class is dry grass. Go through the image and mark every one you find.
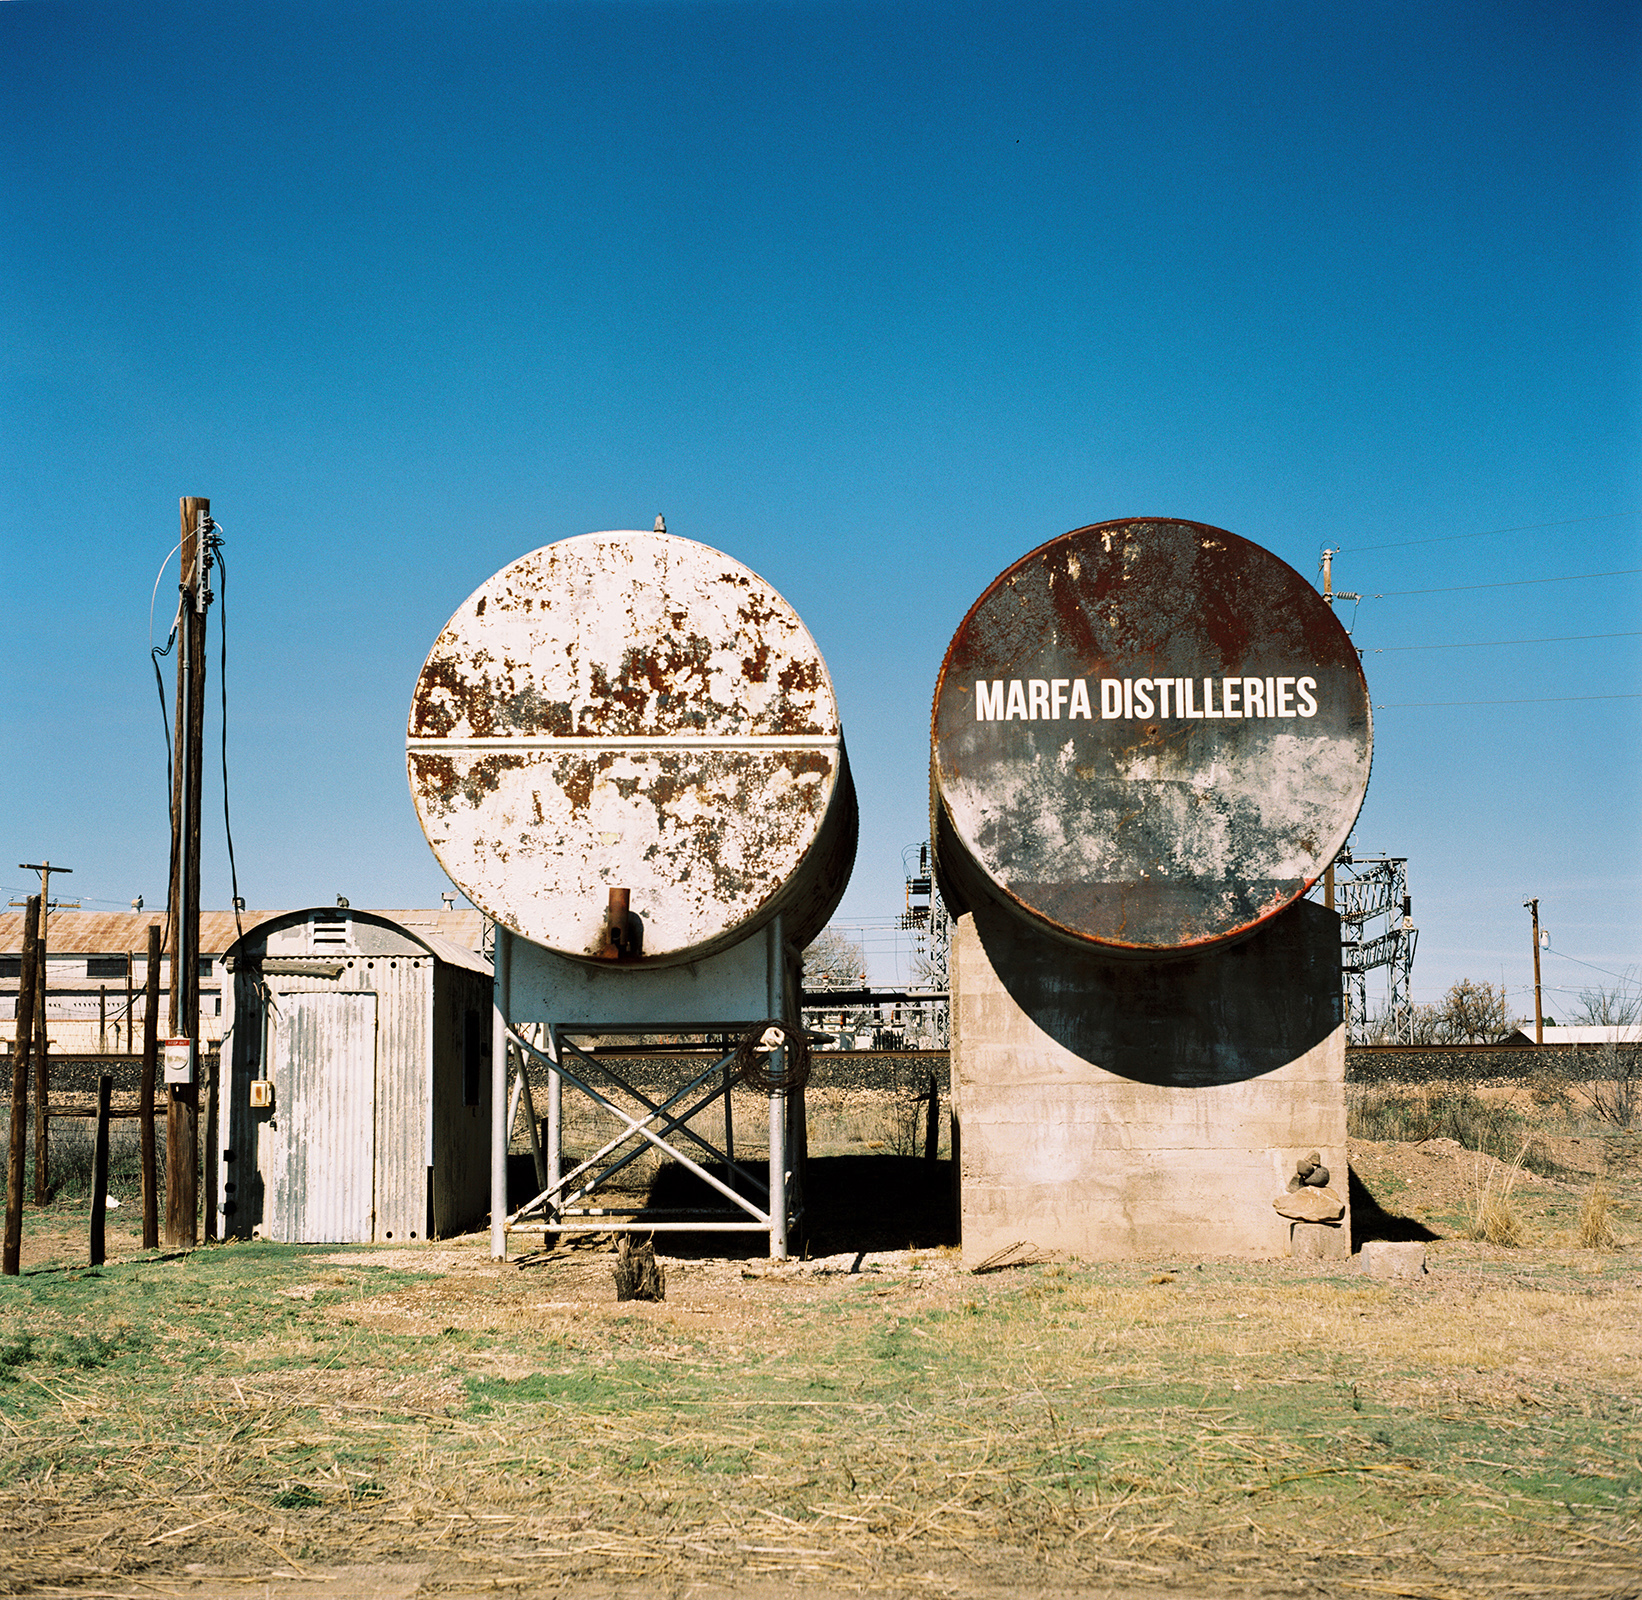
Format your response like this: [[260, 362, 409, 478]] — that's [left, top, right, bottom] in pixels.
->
[[2, 1225, 1640, 1600], [1465, 1145, 1530, 1246], [1579, 1179, 1619, 1250]]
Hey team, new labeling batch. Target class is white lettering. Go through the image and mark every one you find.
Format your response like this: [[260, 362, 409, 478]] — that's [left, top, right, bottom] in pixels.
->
[[979, 667, 1320, 723]]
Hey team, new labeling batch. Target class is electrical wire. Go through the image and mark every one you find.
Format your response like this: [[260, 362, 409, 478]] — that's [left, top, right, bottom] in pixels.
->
[[1370, 567, 1641, 598], [1368, 630, 1642, 654], [214, 526, 246, 950], [1374, 693, 1642, 708], [1543, 947, 1640, 987], [148, 541, 182, 818], [1337, 510, 1642, 555]]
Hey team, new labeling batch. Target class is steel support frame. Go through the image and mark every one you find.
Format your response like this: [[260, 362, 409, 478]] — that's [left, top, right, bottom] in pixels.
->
[[502, 1024, 792, 1257]]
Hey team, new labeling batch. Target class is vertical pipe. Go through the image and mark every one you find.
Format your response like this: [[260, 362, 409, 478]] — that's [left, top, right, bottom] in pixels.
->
[[722, 1057, 736, 1194], [767, 916, 787, 1260], [546, 1023, 562, 1205], [490, 924, 511, 1260]]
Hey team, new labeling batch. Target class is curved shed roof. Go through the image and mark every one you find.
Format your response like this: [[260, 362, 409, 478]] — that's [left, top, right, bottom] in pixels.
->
[[222, 908, 492, 977]]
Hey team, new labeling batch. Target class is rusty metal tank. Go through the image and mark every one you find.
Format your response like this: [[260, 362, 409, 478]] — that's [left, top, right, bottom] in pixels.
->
[[408, 529, 857, 966], [932, 517, 1371, 957]]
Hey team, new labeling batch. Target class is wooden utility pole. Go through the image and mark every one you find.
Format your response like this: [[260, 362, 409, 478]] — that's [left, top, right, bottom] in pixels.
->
[[4, 897, 40, 1276], [140, 922, 160, 1249], [18, 861, 71, 1204], [167, 497, 211, 1246], [1525, 897, 1544, 1045]]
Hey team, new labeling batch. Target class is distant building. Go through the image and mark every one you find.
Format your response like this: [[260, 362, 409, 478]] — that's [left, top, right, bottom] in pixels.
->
[[1499, 1022, 1642, 1047], [0, 907, 485, 1053]]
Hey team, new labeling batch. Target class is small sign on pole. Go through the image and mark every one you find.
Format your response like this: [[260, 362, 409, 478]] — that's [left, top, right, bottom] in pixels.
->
[[162, 1038, 197, 1086]]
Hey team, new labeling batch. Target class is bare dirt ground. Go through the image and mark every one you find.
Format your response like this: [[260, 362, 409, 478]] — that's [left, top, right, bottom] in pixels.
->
[[2, 1119, 1639, 1600]]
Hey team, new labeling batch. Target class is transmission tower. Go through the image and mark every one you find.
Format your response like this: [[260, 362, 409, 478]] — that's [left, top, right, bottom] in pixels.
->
[[1332, 849, 1419, 1043], [901, 841, 950, 1046]]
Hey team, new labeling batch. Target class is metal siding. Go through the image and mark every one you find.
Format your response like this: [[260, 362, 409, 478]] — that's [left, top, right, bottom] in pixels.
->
[[370, 952, 430, 1240], [267, 992, 377, 1243]]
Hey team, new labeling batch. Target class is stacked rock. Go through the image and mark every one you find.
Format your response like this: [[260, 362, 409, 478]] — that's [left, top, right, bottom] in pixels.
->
[[1273, 1152, 1345, 1224], [1288, 1151, 1330, 1191]]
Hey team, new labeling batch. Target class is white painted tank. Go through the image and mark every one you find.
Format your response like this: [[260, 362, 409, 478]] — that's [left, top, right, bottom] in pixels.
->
[[407, 530, 856, 966]]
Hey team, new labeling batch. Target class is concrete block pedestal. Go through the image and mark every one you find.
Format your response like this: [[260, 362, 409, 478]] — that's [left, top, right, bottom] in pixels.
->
[[950, 898, 1349, 1264]]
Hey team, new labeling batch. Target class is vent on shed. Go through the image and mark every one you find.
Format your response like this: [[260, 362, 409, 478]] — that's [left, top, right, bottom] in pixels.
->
[[311, 911, 349, 949]]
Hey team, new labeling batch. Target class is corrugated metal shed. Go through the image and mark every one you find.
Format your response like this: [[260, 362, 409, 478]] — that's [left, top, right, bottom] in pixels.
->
[[217, 908, 493, 1244]]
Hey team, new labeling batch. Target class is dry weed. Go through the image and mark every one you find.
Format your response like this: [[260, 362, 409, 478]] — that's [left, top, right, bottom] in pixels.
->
[[1466, 1144, 1529, 1246], [1578, 1179, 1619, 1249]]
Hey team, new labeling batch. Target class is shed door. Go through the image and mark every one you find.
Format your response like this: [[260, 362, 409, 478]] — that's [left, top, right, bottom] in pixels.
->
[[269, 992, 378, 1243]]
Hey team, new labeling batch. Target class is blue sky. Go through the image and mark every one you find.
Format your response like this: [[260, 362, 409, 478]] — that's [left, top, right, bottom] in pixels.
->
[[3, 0, 1638, 1019]]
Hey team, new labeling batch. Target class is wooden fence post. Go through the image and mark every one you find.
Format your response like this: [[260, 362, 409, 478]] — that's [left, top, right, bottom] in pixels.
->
[[90, 1075, 112, 1267], [4, 897, 40, 1275]]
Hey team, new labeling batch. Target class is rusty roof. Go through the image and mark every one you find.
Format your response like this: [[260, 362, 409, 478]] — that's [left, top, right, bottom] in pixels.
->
[[0, 908, 487, 956]]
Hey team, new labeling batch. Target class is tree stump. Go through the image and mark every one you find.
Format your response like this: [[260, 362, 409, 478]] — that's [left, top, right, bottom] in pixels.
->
[[614, 1236, 665, 1301]]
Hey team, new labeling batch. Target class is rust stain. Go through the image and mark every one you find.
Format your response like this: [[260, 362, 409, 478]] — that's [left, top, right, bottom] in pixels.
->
[[407, 529, 855, 965], [931, 517, 1372, 956]]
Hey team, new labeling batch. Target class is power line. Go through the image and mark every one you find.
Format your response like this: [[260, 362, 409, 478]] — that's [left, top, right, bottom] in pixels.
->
[[1338, 510, 1641, 555], [1371, 567, 1640, 598], [1544, 948, 1639, 986], [1375, 693, 1642, 708], [1368, 630, 1642, 654]]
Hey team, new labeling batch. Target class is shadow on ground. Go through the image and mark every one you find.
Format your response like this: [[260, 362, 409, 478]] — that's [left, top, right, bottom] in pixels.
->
[[508, 1152, 958, 1258], [511, 1153, 1437, 1258], [1349, 1164, 1441, 1249]]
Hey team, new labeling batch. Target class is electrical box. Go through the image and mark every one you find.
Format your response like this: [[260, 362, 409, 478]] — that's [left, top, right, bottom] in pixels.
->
[[162, 1038, 197, 1085], [249, 1079, 274, 1110]]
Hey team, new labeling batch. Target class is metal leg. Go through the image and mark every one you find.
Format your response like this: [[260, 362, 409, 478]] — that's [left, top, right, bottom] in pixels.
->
[[546, 1023, 563, 1210], [723, 1060, 736, 1193], [517, 1050, 547, 1192], [768, 1043, 787, 1260], [490, 927, 511, 1261]]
